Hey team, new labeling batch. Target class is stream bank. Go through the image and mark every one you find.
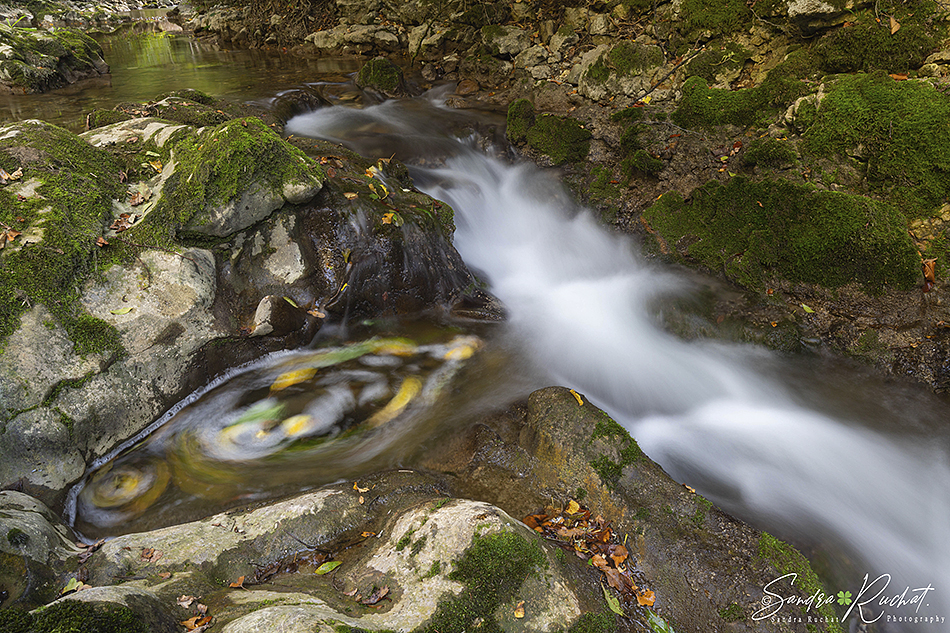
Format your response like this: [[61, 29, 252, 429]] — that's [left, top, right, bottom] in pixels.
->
[[187, 0, 950, 391]]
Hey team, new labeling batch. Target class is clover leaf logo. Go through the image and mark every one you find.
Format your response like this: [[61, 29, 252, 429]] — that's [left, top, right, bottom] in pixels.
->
[[837, 591, 852, 606]]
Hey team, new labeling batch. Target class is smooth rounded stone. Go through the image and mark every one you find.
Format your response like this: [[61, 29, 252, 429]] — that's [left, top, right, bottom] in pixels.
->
[[341, 499, 580, 631], [250, 294, 306, 337], [85, 471, 446, 586], [221, 604, 364, 633], [81, 117, 189, 149], [0, 304, 101, 420], [0, 491, 81, 608], [483, 26, 530, 58], [0, 409, 86, 496]]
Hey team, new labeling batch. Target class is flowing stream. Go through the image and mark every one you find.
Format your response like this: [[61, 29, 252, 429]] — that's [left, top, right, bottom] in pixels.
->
[[287, 95, 950, 632], [9, 29, 950, 630]]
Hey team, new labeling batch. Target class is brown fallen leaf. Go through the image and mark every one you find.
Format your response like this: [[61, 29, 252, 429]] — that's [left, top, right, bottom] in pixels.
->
[[229, 576, 245, 588], [180, 615, 213, 630], [637, 588, 656, 606], [890, 15, 901, 34], [96, 236, 109, 247], [177, 595, 196, 608], [361, 585, 390, 605], [343, 192, 358, 199], [889, 73, 908, 81], [514, 600, 526, 618], [609, 544, 629, 567], [158, 572, 172, 579], [923, 258, 937, 283]]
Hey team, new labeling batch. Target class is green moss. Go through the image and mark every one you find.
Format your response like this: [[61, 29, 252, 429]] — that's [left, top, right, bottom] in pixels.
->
[[574, 487, 587, 500], [691, 497, 713, 528], [6, 527, 29, 547], [356, 57, 402, 94], [848, 329, 892, 363], [610, 107, 644, 124], [424, 560, 442, 578], [742, 138, 797, 168], [814, 3, 940, 75], [686, 41, 750, 84], [27, 599, 147, 633], [506, 98, 535, 143], [678, 0, 751, 42], [420, 531, 545, 633], [622, 150, 664, 178], [0, 120, 125, 355], [803, 72, 950, 218], [586, 42, 664, 84], [84, 109, 133, 130], [589, 166, 620, 201], [673, 76, 768, 128], [718, 603, 744, 622], [590, 414, 643, 487], [643, 177, 919, 291], [568, 611, 617, 633], [0, 609, 31, 633], [396, 533, 413, 551], [525, 114, 591, 164], [758, 533, 843, 633], [410, 535, 428, 556]]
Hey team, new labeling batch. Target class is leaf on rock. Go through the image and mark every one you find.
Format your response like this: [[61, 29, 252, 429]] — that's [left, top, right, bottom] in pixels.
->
[[638, 589, 656, 606], [343, 192, 358, 200], [514, 600, 526, 618], [110, 306, 133, 315], [148, 160, 163, 173], [923, 258, 937, 284], [569, 389, 584, 405], [602, 584, 624, 616], [228, 576, 245, 588], [800, 303, 815, 313], [177, 595, 196, 608], [361, 585, 390, 605], [180, 615, 212, 631], [315, 560, 342, 575]]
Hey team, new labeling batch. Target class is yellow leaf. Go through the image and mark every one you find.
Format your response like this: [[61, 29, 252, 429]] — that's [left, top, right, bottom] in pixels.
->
[[514, 600, 525, 618], [270, 367, 318, 391], [381, 212, 395, 224], [569, 389, 584, 405], [566, 499, 581, 515], [110, 306, 133, 315], [353, 482, 369, 493], [890, 15, 900, 34], [364, 376, 422, 429], [316, 560, 342, 575], [148, 160, 163, 173], [280, 414, 314, 438], [343, 192, 358, 199], [800, 303, 815, 313], [641, 95, 652, 104]]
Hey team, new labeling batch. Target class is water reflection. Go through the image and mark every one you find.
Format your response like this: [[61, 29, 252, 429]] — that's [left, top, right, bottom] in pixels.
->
[[0, 32, 362, 131]]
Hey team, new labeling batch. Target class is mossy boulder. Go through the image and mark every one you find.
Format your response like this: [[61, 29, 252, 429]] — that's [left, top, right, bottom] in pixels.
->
[[0, 24, 108, 94], [579, 41, 666, 101], [642, 176, 920, 291], [802, 72, 950, 219], [506, 101, 591, 165], [356, 57, 406, 98]]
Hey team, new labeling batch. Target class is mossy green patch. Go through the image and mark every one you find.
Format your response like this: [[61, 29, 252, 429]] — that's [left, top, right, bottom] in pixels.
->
[[642, 176, 919, 291], [678, 0, 751, 44], [505, 98, 535, 143], [568, 611, 617, 633], [6, 527, 28, 546], [22, 599, 147, 633], [525, 114, 592, 164], [813, 2, 940, 75], [623, 150, 664, 178], [685, 41, 750, 84], [742, 137, 797, 168], [758, 532, 843, 632], [0, 609, 31, 633], [802, 72, 950, 218], [420, 530, 545, 633], [590, 413, 643, 488], [356, 57, 402, 94], [719, 602, 744, 622], [673, 76, 768, 128], [0, 25, 104, 93], [0, 120, 124, 354], [586, 42, 664, 85]]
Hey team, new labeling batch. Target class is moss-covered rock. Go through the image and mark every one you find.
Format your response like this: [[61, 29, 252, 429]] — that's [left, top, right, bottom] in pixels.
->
[[523, 113, 592, 165], [802, 72, 950, 218], [643, 176, 920, 291], [356, 57, 405, 97], [0, 24, 108, 94], [505, 98, 534, 143]]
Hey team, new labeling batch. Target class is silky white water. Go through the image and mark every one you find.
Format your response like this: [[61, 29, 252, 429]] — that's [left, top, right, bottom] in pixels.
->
[[287, 95, 950, 632]]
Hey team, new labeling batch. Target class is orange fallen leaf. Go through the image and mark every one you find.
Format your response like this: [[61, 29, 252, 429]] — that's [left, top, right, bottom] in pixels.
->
[[889, 73, 908, 81], [610, 544, 629, 567], [923, 258, 937, 283], [353, 482, 369, 493], [637, 589, 656, 606], [229, 576, 245, 588], [180, 615, 212, 630]]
